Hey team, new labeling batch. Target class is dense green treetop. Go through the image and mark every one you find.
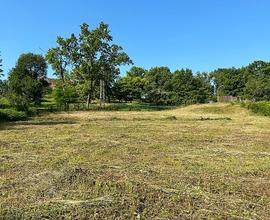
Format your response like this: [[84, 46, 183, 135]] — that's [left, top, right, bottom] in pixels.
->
[[0, 52, 4, 78], [8, 53, 48, 109]]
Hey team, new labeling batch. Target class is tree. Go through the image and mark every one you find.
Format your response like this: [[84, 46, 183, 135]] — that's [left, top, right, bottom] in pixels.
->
[[53, 84, 78, 110], [113, 67, 147, 102], [144, 67, 172, 105], [0, 52, 7, 97], [113, 75, 146, 102], [211, 68, 246, 97], [98, 43, 132, 106], [46, 22, 132, 108], [8, 53, 48, 110], [126, 66, 147, 78], [0, 52, 3, 78], [73, 22, 111, 108], [46, 35, 79, 110], [53, 22, 133, 108], [194, 72, 214, 103], [0, 80, 9, 96], [244, 61, 270, 101]]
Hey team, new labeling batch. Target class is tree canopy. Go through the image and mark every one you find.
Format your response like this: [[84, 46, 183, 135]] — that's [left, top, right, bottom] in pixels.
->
[[2, 22, 270, 112], [46, 22, 132, 108], [0, 52, 3, 78], [8, 53, 48, 109]]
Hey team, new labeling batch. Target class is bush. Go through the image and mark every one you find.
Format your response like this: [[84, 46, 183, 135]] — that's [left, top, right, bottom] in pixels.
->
[[247, 101, 270, 116], [0, 109, 27, 121], [53, 85, 78, 111], [0, 97, 10, 109], [8, 94, 29, 111]]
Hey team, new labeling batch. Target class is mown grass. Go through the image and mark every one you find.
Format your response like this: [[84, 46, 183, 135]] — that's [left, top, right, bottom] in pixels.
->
[[0, 103, 270, 219]]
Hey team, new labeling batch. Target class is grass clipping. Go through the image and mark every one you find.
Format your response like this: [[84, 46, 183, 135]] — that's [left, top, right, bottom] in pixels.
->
[[0, 103, 270, 219]]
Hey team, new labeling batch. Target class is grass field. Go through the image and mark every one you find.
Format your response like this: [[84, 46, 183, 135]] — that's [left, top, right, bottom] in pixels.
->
[[0, 103, 270, 219]]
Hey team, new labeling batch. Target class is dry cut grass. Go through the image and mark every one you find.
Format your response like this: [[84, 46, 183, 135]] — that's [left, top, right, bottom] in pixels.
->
[[0, 103, 270, 219]]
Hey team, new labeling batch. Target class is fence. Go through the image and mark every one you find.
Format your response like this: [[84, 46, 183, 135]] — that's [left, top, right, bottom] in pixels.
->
[[217, 96, 238, 102]]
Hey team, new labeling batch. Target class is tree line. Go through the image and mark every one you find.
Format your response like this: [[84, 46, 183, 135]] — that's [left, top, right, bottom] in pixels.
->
[[0, 22, 270, 112]]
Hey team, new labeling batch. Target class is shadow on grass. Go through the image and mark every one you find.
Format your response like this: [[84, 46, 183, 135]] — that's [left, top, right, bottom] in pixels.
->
[[34, 102, 177, 115], [16, 120, 77, 126], [0, 120, 77, 130], [87, 102, 177, 112]]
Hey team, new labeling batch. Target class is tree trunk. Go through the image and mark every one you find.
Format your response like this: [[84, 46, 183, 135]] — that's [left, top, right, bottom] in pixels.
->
[[103, 80, 105, 106], [86, 80, 95, 109], [99, 80, 105, 108], [86, 92, 91, 109]]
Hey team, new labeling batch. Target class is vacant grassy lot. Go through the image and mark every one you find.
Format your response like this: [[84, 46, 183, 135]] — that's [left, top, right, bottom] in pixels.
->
[[0, 103, 270, 219]]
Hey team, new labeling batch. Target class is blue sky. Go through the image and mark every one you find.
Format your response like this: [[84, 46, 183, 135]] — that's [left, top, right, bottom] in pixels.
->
[[1, 0, 270, 78]]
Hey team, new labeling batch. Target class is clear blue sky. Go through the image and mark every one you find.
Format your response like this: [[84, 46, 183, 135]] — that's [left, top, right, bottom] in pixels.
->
[[1, 0, 270, 78]]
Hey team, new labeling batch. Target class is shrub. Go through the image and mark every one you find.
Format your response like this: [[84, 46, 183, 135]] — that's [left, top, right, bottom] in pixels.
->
[[8, 94, 29, 111], [53, 85, 78, 111], [247, 101, 270, 116], [0, 97, 10, 109], [0, 109, 27, 121]]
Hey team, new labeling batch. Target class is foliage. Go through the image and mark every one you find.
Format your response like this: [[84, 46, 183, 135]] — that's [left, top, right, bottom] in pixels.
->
[[113, 76, 146, 101], [113, 67, 212, 105], [244, 61, 270, 101], [0, 52, 3, 77], [246, 101, 270, 116], [46, 34, 78, 83], [0, 80, 9, 96], [0, 97, 10, 109], [211, 67, 246, 97], [126, 66, 147, 78], [8, 93, 30, 111], [5, 22, 270, 112], [53, 84, 78, 110], [8, 53, 48, 109], [210, 61, 270, 102], [0, 108, 27, 121], [47, 22, 132, 108], [143, 67, 172, 105], [170, 70, 212, 104]]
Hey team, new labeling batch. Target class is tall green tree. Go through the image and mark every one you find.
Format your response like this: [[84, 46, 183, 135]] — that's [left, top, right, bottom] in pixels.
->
[[98, 42, 132, 106], [144, 67, 172, 105], [195, 72, 214, 102], [69, 22, 132, 107], [0, 80, 9, 97], [0, 52, 3, 78], [8, 53, 48, 110], [170, 69, 212, 105], [46, 34, 78, 83], [0, 52, 5, 96], [244, 61, 270, 101], [113, 75, 146, 102], [46, 34, 79, 110], [211, 67, 246, 97], [74, 22, 111, 108], [126, 66, 147, 78], [47, 22, 132, 108]]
